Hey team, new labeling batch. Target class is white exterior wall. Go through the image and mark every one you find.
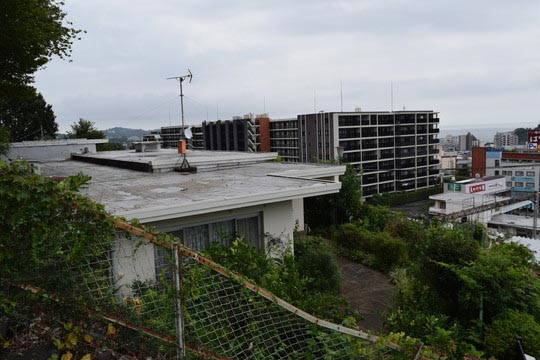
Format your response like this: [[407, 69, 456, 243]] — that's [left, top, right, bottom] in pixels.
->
[[112, 236, 156, 298], [292, 198, 304, 232], [5, 139, 108, 161], [263, 200, 295, 255]]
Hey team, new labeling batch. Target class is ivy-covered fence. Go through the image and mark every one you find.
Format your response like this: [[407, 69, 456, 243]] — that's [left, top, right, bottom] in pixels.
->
[[1, 161, 403, 359]]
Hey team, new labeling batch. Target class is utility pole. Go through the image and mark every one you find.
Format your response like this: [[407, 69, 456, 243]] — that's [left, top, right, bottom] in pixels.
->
[[534, 191, 538, 238]]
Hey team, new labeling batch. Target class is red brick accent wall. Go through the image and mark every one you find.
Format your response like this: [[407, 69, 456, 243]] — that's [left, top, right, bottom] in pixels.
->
[[256, 117, 271, 152], [471, 147, 486, 177]]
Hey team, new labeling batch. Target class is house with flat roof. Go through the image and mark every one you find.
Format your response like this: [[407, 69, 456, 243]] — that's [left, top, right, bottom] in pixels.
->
[[39, 149, 344, 252]]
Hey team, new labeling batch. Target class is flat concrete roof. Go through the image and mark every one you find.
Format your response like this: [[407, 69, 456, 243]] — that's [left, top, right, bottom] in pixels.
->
[[71, 149, 282, 172], [39, 151, 345, 223], [430, 192, 509, 202], [10, 139, 109, 147], [489, 214, 535, 229]]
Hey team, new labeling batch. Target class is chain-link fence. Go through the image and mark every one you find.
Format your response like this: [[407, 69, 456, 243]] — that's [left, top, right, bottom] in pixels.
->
[[7, 218, 401, 359]]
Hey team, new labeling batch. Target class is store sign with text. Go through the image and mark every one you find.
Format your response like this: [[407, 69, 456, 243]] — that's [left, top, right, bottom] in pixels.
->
[[468, 184, 486, 193]]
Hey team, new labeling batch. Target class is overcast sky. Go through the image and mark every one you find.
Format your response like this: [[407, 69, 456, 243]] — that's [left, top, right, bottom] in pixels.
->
[[34, 0, 540, 134]]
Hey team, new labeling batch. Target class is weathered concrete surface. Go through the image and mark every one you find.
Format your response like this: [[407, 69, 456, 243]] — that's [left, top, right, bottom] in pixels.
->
[[338, 257, 394, 332]]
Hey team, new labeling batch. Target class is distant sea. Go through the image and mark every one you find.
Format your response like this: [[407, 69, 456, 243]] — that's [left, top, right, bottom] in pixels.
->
[[440, 123, 538, 143]]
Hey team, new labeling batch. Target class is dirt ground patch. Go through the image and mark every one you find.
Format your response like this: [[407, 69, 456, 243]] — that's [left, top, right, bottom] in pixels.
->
[[338, 257, 394, 332]]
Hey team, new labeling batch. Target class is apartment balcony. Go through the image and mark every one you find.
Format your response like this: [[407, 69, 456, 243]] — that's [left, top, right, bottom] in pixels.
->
[[362, 175, 378, 185], [362, 185, 378, 196], [361, 129, 378, 137], [380, 151, 394, 159], [378, 116, 394, 125], [429, 147, 440, 154], [338, 116, 361, 127], [396, 170, 416, 180], [362, 151, 378, 161], [429, 127, 440, 133], [362, 140, 378, 149], [363, 164, 379, 172], [395, 127, 416, 136], [429, 177, 440, 186], [429, 138, 440, 144], [343, 154, 362, 163], [378, 173, 395, 182], [378, 130, 395, 137], [379, 161, 394, 170], [379, 184, 395, 193], [429, 168, 440, 175], [396, 181, 415, 191], [339, 129, 361, 139], [395, 138, 416, 147], [378, 139, 394, 148]]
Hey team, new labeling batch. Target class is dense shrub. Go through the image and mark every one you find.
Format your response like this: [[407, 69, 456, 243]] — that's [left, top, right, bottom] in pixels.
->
[[484, 310, 540, 360], [334, 222, 407, 272], [203, 237, 351, 322], [294, 236, 341, 294]]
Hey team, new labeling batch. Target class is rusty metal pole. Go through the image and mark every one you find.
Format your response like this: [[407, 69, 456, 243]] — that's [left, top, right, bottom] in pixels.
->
[[172, 243, 185, 359]]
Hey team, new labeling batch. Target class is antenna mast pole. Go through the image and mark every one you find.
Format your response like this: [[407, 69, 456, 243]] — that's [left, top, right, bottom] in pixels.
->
[[167, 70, 193, 137]]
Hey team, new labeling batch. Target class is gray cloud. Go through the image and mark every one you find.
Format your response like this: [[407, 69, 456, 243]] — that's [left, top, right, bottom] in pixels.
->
[[33, 0, 540, 133]]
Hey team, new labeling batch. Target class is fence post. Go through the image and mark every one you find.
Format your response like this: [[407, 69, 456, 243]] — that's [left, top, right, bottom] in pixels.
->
[[172, 243, 185, 359]]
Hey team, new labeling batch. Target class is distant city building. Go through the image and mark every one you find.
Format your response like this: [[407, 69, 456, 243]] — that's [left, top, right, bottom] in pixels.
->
[[493, 131, 518, 148], [472, 147, 540, 195], [429, 175, 531, 225], [458, 132, 479, 151], [442, 135, 459, 152], [270, 118, 300, 162], [201, 114, 270, 153]]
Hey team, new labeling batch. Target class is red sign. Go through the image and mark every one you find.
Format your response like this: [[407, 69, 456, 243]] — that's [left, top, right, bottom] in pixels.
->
[[528, 130, 540, 144], [468, 184, 485, 193]]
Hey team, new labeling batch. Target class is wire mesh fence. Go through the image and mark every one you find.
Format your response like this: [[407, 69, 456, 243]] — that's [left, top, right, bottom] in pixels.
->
[[6, 219, 401, 359]]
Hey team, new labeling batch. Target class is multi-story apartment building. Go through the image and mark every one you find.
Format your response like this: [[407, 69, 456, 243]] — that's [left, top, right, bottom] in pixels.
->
[[297, 111, 440, 196], [201, 114, 270, 153], [493, 131, 518, 148], [269, 118, 300, 162]]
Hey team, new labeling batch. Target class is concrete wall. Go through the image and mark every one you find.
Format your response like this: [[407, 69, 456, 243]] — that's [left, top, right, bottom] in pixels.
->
[[263, 200, 294, 255], [5, 139, 107, 161], [291, 198, 304, 232], [112, 235, 156, 299]]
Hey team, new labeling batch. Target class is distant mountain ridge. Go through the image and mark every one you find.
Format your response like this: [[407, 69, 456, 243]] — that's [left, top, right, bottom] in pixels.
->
[[102, 127, 156, 140]]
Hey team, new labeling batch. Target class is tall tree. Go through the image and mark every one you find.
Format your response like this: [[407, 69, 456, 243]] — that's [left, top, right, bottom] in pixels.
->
[[67, 118, 104, 139], [337, 164, 362, 223], [0, 0, 83, 93], [0, 127, 10, 156], [0, 85, 58, 141]]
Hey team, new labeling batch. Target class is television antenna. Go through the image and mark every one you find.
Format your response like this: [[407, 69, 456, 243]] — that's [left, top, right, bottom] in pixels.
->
[[167, 70, 197, 173], [167, 69, 193, 136]]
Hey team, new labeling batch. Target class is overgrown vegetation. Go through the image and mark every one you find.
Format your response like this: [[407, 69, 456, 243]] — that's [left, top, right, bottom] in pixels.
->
[[369, 185, 443, 207], [328, 199, 540, 359], [203, 235, 349, 322]]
